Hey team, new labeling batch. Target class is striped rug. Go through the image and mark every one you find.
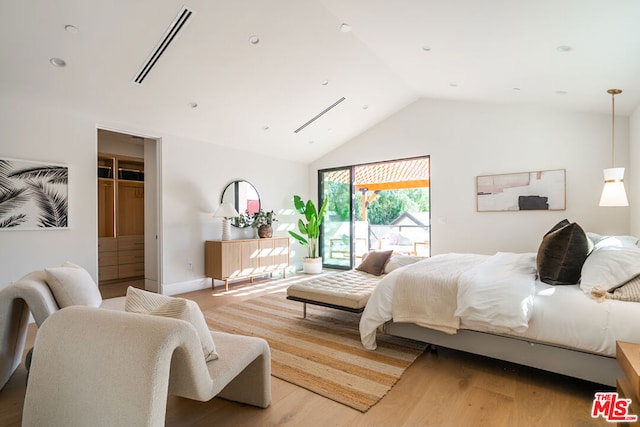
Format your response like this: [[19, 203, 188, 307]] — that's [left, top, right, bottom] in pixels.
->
[[204, 290, 426, 412]]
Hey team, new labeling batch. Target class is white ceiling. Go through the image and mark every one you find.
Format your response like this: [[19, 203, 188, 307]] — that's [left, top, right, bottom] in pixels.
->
[[2, 1, 640, 163]]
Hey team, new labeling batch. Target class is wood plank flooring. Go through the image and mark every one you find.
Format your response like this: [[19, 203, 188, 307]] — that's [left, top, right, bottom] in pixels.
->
[[0, 277, 613, 426]]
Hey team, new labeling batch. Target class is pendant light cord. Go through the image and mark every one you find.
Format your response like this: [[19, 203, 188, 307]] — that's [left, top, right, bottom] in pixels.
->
[[611, 91, 615, 167], [607, 88, 622, 168]]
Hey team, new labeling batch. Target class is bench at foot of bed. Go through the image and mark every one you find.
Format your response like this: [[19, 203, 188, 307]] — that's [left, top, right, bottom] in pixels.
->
[[285, 270, 382, 318]]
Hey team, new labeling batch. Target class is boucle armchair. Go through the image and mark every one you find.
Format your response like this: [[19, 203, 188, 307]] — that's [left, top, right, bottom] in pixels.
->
[[22, 306, 271, 427], [0, 270, 123, 391]]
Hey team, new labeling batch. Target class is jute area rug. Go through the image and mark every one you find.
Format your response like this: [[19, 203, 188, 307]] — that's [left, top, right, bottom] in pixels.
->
[[203, 288, 427, 412]]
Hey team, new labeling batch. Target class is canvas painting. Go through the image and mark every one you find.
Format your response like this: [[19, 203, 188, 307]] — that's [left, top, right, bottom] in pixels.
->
[[476, 169, 565, 212], [0, 158, 68, 230]]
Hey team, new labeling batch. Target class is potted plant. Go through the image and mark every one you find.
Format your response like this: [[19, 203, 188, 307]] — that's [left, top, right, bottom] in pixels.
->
[[288, 195, 328, 274], [251, 209, 277, 238], [230, 210, 253, 228]]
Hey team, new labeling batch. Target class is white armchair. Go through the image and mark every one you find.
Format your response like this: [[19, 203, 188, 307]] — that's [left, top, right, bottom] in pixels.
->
[[22, 306, 271, 427], [0, 270, 123, 391]]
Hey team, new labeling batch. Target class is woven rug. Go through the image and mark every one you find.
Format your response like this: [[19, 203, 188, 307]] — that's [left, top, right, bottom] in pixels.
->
[[204, 291, 426, 412]]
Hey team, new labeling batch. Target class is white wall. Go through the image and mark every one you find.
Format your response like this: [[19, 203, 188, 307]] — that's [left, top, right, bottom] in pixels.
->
[[311, 98, 631, 256], [630, 105, 640, 236], [160, 135, 307, 293], [0, 95, 308, 292], [0, 98, 100, 286]]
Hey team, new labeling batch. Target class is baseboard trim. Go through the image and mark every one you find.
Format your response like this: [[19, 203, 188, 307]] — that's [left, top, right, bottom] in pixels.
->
[[162, 277, 212, 296]]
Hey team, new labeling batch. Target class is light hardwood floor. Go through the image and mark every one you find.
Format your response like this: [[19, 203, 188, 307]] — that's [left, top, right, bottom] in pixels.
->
[[0, 277, 613, 426]]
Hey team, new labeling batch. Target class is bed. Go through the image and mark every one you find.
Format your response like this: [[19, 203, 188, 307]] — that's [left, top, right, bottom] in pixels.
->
[[359, 221, 640, 387]]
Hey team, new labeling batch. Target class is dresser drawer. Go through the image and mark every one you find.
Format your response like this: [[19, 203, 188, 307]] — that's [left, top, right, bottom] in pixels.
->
[[99, 251, 118, 266], [119, 263, 145, 278], [118, 249, 145, 265], [98, 237, 117, 252], [98, 265, 119, 282], [118, 235, 144, 251]]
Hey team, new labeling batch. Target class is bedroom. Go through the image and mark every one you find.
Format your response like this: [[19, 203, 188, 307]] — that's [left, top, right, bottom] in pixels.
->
[[0, 0, 639, 425]]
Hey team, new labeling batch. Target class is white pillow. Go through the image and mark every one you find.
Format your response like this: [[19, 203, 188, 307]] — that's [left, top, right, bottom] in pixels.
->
[[125, 287, 218, 361], [580, 245, 640, 294], [384, 254, 425, 274], [44, 262, 102, 308], [587, 232, 639, 249]]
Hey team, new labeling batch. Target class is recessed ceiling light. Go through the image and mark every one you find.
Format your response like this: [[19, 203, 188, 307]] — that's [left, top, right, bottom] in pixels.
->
[[248, 35, 260, 45], [65, 24, 78, 34], [188, 102, 198, 108], [308, 140, 315, 145], [362, 105, 369, 110], [421, 46, 432, 52], [50, 57, 66, 67], [449, 83, 458, 88], [340, 23, 352, 33], [262, 125, 270, 130], [556, 45, 572, 53], [512, 87, 521, 91], [555, 90, 568, 95], [321, 80, 329, 86]]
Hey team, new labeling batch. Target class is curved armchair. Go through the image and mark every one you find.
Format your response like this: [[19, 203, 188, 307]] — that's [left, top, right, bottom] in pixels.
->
[[0, 271, 125, 391], [22, 306, 271, 427], [0, 271, 59, 390]]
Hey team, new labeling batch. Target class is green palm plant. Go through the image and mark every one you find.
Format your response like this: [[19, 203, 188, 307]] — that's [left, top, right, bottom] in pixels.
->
[[288, 195, 328, 258]]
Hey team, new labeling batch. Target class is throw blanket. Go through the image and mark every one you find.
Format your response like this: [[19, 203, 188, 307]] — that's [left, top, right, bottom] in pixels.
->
[[591, 276, 640, 303], [360, 252, 538, 350], [391, 254, 487, 334]]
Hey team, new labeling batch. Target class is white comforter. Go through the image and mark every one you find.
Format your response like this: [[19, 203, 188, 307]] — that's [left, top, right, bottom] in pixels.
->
[[360, 252, 537, 350]]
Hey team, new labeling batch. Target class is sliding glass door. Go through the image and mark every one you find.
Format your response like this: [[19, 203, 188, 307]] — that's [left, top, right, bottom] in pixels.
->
[[319, 156, 430, 270], [319, 167, 353, 268]]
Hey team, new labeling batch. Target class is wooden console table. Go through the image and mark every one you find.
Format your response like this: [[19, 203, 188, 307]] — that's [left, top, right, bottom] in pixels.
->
[[205, 237, 290, 291]]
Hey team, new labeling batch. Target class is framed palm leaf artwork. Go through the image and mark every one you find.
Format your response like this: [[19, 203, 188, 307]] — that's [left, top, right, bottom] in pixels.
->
[[0, 158, 68, 230]]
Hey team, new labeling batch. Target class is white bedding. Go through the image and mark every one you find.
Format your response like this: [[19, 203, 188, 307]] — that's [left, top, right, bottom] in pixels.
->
[[392, 253, 487, 334], [360, 252, 640, 355]]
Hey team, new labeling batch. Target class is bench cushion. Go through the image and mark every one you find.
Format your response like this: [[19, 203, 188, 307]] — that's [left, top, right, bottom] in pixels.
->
[[286, 270, 381, 310]]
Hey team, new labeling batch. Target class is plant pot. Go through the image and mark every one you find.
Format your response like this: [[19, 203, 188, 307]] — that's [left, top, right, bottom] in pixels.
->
[[258, 224, 273, 238], [302, 257, 323, 274]]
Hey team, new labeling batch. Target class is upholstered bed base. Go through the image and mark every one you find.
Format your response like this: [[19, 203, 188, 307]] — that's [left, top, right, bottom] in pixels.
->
[[384, 321, 621, 387]]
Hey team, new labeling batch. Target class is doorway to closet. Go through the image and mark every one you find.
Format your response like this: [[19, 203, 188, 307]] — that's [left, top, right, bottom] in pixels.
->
[[97, 129, 160, 295]]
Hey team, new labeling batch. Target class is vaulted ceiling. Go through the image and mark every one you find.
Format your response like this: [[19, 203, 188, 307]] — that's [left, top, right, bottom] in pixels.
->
[[2, 1, 639, 163]]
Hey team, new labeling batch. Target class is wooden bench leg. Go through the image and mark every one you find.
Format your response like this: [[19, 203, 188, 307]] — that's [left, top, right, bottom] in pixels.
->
[[303, 303, 307, 319]]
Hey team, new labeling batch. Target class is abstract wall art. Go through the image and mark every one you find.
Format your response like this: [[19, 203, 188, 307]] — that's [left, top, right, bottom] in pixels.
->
[[476, 169, 565, 212], [0, 158, 68, 230]]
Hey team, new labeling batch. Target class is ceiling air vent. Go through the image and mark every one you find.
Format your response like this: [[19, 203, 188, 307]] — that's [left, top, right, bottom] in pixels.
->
[[294, 97, 347, 133], [133, 7, 193, 85]]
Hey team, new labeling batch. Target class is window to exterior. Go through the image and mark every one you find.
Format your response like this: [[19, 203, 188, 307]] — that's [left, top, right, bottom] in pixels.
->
[[320, 156, 430, 269]]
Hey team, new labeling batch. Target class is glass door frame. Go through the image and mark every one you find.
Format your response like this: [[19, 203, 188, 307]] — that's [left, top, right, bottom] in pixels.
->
[[319, 166, 354, 270]]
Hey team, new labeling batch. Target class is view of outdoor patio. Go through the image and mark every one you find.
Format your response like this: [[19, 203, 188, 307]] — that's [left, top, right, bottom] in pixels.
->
[[320, 157, 430, 268]]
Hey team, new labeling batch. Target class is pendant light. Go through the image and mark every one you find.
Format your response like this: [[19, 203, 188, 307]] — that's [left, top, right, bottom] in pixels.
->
[[599, 89, 629, 207]]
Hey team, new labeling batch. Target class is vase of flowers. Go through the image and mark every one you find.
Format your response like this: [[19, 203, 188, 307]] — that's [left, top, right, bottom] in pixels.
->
[[251, 209, 277, 238]]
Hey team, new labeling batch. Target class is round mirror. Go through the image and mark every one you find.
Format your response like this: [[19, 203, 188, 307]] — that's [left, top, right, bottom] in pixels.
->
[[221, 180, 260, 227]]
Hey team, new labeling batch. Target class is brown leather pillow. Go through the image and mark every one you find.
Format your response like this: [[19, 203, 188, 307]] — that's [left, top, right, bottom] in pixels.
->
[[356, 250, 393, 276], [536, 220, 590, 285]]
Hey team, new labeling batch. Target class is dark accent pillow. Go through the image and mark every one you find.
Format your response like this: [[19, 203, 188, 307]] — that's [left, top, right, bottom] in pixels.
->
[[356, 250, 393, 276], [536, 220, 590, 285], [545, 218, 570, 235]]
